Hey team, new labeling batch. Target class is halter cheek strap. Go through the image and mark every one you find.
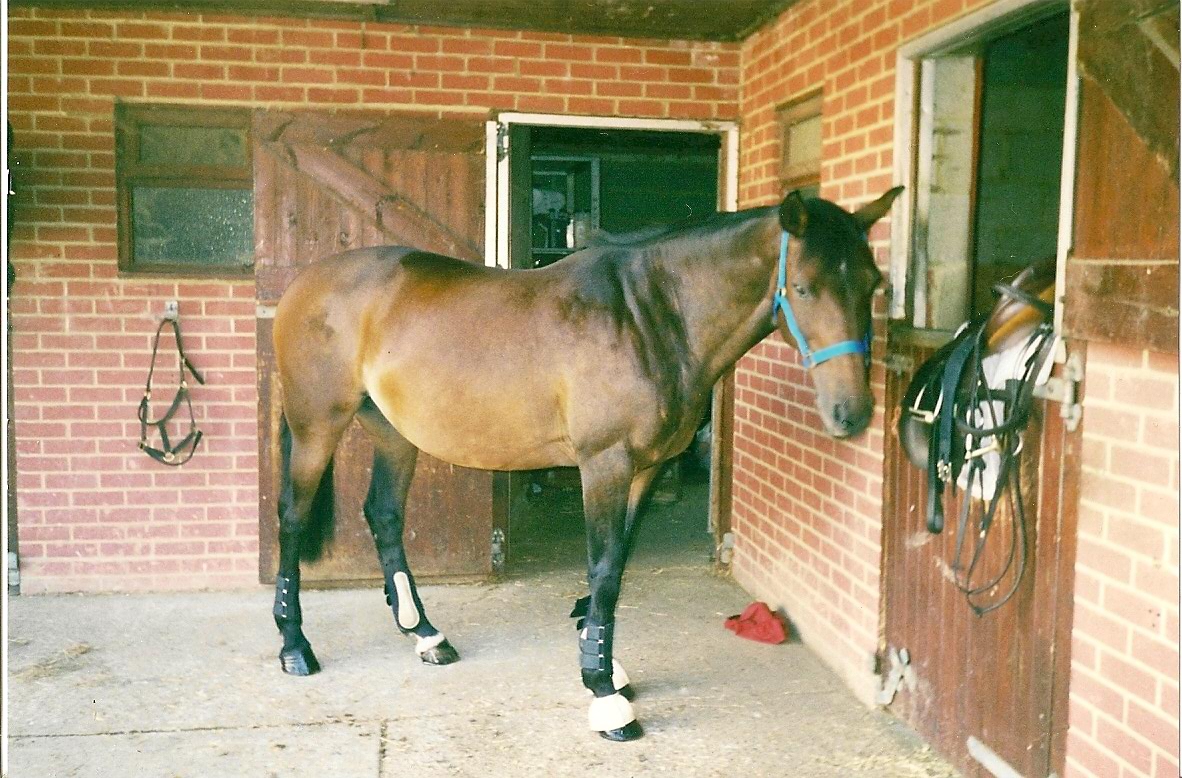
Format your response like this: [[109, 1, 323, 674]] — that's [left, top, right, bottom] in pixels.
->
[[771, 230, 870, 369]]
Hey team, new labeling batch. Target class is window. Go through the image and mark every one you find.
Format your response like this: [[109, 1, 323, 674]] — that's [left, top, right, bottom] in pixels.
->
[[893, 9, 1071, 330], [115, 104, 253, 274], [777, 91, 822, 200]]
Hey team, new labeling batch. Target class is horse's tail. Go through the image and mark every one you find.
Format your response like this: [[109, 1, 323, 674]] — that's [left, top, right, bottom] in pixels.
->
[[278, 413, 337, 563]]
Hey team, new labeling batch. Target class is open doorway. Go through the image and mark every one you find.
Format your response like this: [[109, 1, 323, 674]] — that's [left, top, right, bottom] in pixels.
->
[[901, 10, 1070, 330], [497, 124, 724, 576]]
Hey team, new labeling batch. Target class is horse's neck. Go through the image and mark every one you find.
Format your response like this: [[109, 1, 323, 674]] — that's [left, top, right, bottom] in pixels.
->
[[654, 214, 780, 391]]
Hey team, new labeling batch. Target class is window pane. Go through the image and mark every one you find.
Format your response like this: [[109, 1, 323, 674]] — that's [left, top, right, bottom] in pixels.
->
[[132, 186, 253, 267], [787, 114, 822, 169], [138, 124, 249, 167], [970, 13, 1068, 316]]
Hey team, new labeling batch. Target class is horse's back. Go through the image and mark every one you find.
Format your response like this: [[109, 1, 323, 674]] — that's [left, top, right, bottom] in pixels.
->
[[273, 246, 574, 466], [273, 243, 684, 470]]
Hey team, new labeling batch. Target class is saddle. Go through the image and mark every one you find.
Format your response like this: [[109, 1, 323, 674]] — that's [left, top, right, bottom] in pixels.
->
[[138, 316, 205, 466], [898, 257, 1057, 614]]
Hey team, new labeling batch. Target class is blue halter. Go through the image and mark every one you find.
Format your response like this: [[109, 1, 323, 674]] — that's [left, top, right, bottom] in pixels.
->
[[771, 230, 870, 369]]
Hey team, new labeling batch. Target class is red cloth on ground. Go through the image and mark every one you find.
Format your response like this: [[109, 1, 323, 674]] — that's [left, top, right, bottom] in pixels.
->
[[724, 601, 788, 644]]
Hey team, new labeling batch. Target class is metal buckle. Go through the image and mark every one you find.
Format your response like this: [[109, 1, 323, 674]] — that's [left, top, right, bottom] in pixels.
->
[[964, 438, 1002, 462], [907, 386, 943, 424]]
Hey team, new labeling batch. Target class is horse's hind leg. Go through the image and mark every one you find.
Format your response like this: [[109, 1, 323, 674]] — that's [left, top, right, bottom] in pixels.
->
[[356, 399, 459, 665], [274, 409, 355, 675]]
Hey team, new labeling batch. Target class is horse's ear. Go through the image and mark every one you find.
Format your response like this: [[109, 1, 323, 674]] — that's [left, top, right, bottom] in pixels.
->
[[853, 185, 905, 231], [779, 190, 809, 237]]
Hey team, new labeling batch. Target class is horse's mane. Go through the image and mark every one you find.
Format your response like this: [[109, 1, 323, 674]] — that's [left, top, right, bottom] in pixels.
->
[[584, 207, 767, 249]]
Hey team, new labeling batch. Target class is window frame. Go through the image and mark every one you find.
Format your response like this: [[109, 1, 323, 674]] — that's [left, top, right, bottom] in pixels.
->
[[115, 103, 254, 277], [887, 0, 1078, 335], [776, 91, 823, 195]]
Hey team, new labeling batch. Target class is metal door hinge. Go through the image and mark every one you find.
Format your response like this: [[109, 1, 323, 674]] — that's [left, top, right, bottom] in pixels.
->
[[876, 646, 914, 705], [1033, 351, 1083, 432], [490, 527, 506, 574], [495, 123, 508, 162], [8, 551, 20, 592], [716, 531, 735, 567], [884, 353, 915, 375]]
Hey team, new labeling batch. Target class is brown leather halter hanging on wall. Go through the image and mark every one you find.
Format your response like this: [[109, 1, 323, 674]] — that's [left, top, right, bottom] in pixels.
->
[[137, 315, 205, 466]]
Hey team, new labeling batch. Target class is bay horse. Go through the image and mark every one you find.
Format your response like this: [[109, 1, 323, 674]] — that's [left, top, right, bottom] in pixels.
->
[[270, 187, 903, 741]]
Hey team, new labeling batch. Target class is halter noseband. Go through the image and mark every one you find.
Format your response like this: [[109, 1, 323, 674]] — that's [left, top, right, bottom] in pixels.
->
[[771, 230, 869, 369]]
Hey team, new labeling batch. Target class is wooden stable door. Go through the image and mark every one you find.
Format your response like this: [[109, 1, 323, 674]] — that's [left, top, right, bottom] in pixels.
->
[[254, 110, 496, 584], [880, 333, 1082, 778]]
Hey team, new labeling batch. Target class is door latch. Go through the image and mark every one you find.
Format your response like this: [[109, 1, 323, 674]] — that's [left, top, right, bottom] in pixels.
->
[[1033, 351, 1083, 432]]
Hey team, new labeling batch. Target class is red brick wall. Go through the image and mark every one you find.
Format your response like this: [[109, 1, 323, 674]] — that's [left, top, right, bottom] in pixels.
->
[[7, 7, 739, 593], [732, 2, 1179, 775], [1067, 344, 1179, 778], [731, 0, 997, 705]]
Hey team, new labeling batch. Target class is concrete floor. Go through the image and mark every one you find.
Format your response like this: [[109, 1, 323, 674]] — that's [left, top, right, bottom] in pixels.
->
[[8, 478, 957, 778]]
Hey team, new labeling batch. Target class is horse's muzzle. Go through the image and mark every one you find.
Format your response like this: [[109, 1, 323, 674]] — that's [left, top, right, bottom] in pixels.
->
[[829, 396, 873, 438]]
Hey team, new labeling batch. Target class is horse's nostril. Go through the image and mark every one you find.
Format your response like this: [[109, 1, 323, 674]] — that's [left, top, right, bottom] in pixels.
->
[[833, 400, 869, 434], [834, 402, 855, 430]]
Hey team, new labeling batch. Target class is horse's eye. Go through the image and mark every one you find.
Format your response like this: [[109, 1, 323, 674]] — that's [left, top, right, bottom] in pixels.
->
[[792, 283, 811, 299]]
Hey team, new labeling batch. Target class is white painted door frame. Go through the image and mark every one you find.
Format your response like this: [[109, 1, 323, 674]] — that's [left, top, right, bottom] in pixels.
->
[[484, 112, 739, 269]]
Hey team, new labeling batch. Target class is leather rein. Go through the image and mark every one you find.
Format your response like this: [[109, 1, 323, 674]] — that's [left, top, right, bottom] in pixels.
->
[[138, 317, 205, 466]]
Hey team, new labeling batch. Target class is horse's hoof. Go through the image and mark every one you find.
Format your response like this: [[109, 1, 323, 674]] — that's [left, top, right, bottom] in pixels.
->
[[618, 684, 635, 701], [419, 639, 460, 666], [279, 645, 321, 676], [598, 721, 644, 742]]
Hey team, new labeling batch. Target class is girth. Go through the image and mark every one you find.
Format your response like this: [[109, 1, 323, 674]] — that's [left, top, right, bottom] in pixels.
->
[[138, 317, 205, 466]]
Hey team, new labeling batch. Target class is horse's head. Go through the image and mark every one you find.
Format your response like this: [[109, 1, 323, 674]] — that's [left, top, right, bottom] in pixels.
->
[[774, 186, 904, 438]]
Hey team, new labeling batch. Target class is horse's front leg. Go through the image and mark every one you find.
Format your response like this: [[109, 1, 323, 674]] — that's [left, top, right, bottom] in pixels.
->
[[577, 447, 649, 741]]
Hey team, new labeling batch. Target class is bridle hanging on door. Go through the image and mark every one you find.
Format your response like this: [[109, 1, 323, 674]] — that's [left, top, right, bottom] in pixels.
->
[[138, 315, 205, 466], [899, 259, 1057, 615]]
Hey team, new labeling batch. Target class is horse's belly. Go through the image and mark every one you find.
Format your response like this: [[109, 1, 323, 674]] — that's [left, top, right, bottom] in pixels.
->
[[365, 370, 575, 471]]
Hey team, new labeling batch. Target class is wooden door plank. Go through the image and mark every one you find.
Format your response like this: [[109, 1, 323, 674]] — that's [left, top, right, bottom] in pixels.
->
[[262, 141, 481, 261]]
